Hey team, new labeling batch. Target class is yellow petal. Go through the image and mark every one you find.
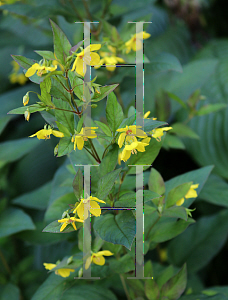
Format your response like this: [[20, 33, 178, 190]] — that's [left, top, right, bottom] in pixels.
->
[[60, 222, 68, 232], [72, 57, 78, 71], [89, 201, 101, 217], [92, 255, 105, 266], [116, 57, 125, 63], [118, 132, 126, 148], [144, 111, 150, 119], [135, 142, 146, 152], [43, 263, 56, 270], [52, 130, 64, 138], [76, 56, 86, 77], [125, 141, 138, 150], [56, 268, 74, 277], [95, 250, 113, 256], [77, 202, 88, 220], [176, 198, 185, 206], [121, 149, 131, 162], [76, 136, 84, 150], [106, 65, 116, 72], [25, 63, 39, 77], [90, 196, 106, 203], [142, 31, 151, 39]]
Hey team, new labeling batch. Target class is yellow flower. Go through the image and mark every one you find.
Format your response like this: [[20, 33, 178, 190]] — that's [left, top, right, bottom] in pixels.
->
[[43, 263, 75, 278], [58, 216, 84, 232], [71, 127, 98, 151], [176, 184, 199, 206], [25, 63, 57, 77], [125, 31, 151, 54], [85, 250, 114, 270], [95, 46, 125, 72], [29, 128, 64, 140], [71, 44, 101, 77], [116, 125, 147, 148], [151, 127, 172, 142], [23, 92, 29, 106], [144, 111, 157, 120], [121, 137, 151, 162], [73, 196, 106, 220]]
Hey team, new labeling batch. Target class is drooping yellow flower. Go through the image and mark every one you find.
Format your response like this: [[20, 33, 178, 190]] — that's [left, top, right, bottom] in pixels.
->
[[150, 127, 172, 142], [95, 46, 125, 72], [176, 184, 199, 206], [73, 196, 106, 220], [71, 127, 98, 151], [24, 110, 30, 122], [29, 128, 64, 140], [143, 111, 157, 120], [43, 263, 75, 278], [58, 216, 84, 232], [71, 44, 101, 77], [9, 61, 28, 85], [25, 63, 57, 77], [120, 137, 151, 162], [116, 125, 147, 148], [85, 250, 114, 270], [125, 31, 151, 54]]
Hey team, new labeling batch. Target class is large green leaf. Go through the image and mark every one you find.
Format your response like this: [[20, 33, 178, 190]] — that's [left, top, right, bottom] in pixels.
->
[[72, 168, 83, 200], [0, 137, 40, 168], [198, 174, 228, 208], [12, 182, 51, 210], [57, 137, 74, 157], [168, 209, 228, 273], [53, 98, 74, 134], [0, 208, 35, 238], [149, 52, 182, 74], [96, 169, 122, 200], [50, 19, 72, 64], [106, 92, 124, 134], [0, 283, 20, 300], [91, 84, 119, 102], [94, 211, 136, 250], [99, 144, 118, 177]]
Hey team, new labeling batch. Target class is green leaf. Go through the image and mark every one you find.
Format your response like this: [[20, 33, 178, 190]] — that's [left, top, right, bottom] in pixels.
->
[[150, 52, 183, 73], [68, 71, 84, 100], [91, 84, 119, 102], [72, 168, 83, 200], [115, 190, 159, 208], [197, 103, 227, 116], [35, 50, 56, 60], [199, 174, 228, 208], [166, 91, 187, 109], [94, 211, 136, 250], [94, 120, 112, 137], [38, 77, 53, 106], [166, 182, 193, 208], [8, 104, 46, 115], [163, 134, 186, 150], [162, 206, 188, 221], [53, 98, 74, 133], [168, 209, 228, 273], [55, 121, 71, 137], [60, 285, 118, 300], [171, 123, 199, 139], [45, 193, 75, 222], [50, 19, 72, 64], [0, 208, 35, 238], [106, 92, 124, 134], [145, 212, 195, 243], [0, 115, 12, 135], [160, 264, 187, 300], [148, 168, 166, 195], [0, 137, 39, 168], [57, 137, 74, 157], [11, 54, 35, 70], [50, 77, 71, 102], [0, 283, 20, 300], [96, 168, 122, 200], [127, 135, 164, 174], [145, 279, 160, 300], [12, 182, 51, 210], [99, 144, 118, 177]]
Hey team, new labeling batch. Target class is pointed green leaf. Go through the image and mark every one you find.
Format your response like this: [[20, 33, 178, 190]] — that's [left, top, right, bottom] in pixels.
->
[[94, 211, 136, 250], [94, 120, 112, 137], [57, 137, 74, 157], [91, 84, 119, 102], [148, 168, 166, 195], [11, 54, 35, 70], [72, 168, 83, 200], [53, 98, 74, 134], [166, 182, 193, 208], [99, 144, 118, 177], [35, 50, 56, 60], [8, 104, 46, 115], [171, 123, 199, 139], [197, 103, 227, 116], [106, 92, 124, 134]]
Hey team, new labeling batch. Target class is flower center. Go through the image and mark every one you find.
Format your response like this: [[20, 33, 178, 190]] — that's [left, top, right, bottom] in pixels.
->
[[131, 149, 137, 155], [126, 129, 132, 135]]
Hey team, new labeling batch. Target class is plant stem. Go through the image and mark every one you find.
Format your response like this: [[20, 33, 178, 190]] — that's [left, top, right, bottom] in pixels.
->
[[119, 274, 131, 300], [145, 215, 161, 240]]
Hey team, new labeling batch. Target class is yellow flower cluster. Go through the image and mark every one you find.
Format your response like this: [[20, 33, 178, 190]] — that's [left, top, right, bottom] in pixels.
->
[[95, 45, 124, 72], [71, 127, 98, 151], [9, 61, 27, 85]]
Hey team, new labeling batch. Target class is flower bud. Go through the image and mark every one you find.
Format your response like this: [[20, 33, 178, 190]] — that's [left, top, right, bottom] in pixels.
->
[[23, 92, 29, 106], [54, 144, 59, 156], [24, 109, 30, 122], [91, 104, 97, 108]]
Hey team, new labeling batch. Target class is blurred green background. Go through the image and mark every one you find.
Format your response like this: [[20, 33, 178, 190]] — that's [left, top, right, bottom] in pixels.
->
[[1, 0, 228, 299]]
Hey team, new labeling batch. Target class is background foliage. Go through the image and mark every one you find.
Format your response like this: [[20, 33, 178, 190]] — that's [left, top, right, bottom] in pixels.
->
[[0, 0, 228, 299]]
